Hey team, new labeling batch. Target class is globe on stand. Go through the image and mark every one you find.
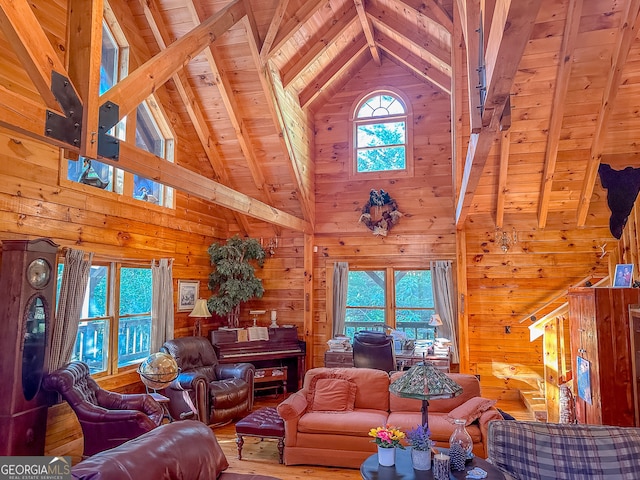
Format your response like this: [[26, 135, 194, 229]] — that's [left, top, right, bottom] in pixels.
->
[[137, 352, 179, 390]]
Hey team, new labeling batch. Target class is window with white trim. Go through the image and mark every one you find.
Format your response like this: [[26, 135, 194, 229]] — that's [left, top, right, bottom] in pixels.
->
[[353, 92, 410, 174]]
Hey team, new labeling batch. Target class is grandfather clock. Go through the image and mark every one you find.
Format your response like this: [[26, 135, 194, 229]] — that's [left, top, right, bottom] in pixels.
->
[[0, 238, 58, 455]]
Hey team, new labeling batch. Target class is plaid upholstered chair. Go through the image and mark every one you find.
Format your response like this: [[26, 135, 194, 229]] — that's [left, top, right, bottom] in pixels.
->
[[487, 420, 640, 480]]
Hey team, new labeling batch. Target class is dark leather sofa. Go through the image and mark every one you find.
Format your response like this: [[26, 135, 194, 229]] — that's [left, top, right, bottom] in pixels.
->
[[71, 420, 281, 480]]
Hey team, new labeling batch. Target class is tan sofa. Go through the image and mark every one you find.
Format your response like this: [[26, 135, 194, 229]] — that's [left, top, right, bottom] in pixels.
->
[[277, 367, 502, 468]]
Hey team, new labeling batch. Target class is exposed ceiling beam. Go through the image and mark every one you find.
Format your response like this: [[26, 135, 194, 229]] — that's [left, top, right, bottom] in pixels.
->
[[455, 0, 542, 227], [260, 0, 289, 61], [100, 0, 246, 122], [482, 0, 542, 126], [354, 0, 381, 66], [138, 0, 251, 234], [0, 84, 309, 233], [299, 36, 369, 108], [376, 32, 451, 94], [537, 0, 583, 229], [367, 4, 451, 77], [0, 0, 72, 113], [496, 129, 510, 227], [262, 0, 324, 60], [282, 6, 358, 88], [244, 18, 315, 225], [576, 0, 640, 226], [395, 0, 453, 34], [111, 142, 311, 233], [67, 0, 103, 159], [186, 0, 281, 231], [455, 0, 482, 132]]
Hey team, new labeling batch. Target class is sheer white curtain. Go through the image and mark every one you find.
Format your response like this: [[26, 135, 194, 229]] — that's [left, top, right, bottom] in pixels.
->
[[332, 262, 349, 336], [151, 258, 174, 352], [431, 260, 459, 363], [48, 248, 93, 371]]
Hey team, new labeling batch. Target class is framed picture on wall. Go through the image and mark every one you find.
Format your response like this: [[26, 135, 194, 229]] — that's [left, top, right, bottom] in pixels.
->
[[614, 264, 634, 287], [177, 280, 199, 312], [576, 356, 592, 405]]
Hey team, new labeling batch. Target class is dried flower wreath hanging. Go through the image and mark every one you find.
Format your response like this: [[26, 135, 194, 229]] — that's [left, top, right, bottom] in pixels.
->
[[359, 189, 403, 236]]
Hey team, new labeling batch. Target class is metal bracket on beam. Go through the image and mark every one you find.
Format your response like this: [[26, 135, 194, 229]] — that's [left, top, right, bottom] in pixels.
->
[[97, 101, 120, 160], [44, 71, 83, 147]]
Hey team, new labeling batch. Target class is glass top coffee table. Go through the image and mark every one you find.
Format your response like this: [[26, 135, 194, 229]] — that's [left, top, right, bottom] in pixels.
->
[[360, 448, 505, 480]]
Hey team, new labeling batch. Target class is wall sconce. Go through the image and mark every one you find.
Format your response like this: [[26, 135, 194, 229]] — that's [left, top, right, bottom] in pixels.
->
[[260, 237, 279, 256], [495, 227, 517, 252]]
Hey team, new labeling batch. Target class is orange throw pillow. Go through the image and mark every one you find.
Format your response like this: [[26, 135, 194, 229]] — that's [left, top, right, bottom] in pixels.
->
[[308, 377, 357, 412]]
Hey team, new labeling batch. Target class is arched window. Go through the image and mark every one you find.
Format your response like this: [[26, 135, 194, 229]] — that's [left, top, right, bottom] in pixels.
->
[[353, 91, 412, 175]]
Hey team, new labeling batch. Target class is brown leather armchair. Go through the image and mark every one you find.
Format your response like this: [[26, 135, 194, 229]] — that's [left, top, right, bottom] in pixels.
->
[[43, 361, 163, 457], [160, 336, 255, 426]]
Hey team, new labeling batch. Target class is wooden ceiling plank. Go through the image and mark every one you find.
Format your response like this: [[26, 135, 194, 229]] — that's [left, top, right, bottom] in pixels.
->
[[576, 0, 640, 226], [260, 0, 289, 61], [186, 1, 274, 207], [482, 0, 543, 126], [267, 0, 325, 60], [367, 4, 451, 76], [496, 129, 510, 227], [67, 0, 103, 160], [137, 0, 251, 235], [538, 0, 583, 229], [299, 37, 368, 108], [0, 0, 71, 112], [376, 32, 451, 94], [282, 9, 358, 88], [395, 0, 453, 33], [455, 0, 482, 133], [244, 18, 314, 226], [100, 0, 246, 122], [354, 0, 382, 66]]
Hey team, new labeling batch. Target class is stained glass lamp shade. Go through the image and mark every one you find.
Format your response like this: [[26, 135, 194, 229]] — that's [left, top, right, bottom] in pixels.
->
[[389, 360, 463, 427]]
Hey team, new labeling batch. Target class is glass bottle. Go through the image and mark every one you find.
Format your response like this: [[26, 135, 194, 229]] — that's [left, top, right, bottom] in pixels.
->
[[449, 418, 472, 471]]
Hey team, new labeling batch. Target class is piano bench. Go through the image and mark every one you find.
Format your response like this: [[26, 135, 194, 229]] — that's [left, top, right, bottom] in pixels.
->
[[235, 407, 285, 464]]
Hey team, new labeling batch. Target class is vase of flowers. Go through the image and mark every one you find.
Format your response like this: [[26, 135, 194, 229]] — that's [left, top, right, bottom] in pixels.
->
[[406, 424, 434, 470], [369, 425, 405, 466]]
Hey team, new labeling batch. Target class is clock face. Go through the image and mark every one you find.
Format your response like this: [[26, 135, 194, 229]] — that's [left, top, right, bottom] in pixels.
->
[[27, 258, 51, 289]]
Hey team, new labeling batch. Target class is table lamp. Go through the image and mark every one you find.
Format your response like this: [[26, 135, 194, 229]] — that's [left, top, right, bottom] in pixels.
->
[[429, 313, 443, 339], [389, 358, 462, 427], [189, 298, 212, 336]]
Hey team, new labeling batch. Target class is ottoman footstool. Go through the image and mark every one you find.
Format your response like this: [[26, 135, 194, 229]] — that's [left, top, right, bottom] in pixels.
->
[[235, 407, 285, 464]]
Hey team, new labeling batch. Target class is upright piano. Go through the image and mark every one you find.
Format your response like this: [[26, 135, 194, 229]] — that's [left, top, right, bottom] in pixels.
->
[[211, 326, 306, 392]]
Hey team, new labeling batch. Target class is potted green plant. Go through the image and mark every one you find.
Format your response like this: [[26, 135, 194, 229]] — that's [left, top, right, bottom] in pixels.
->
[[206, 235, 266, 327]]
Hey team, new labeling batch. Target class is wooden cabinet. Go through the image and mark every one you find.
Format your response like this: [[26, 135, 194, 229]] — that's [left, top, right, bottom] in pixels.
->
[[568, 287, 640, 426], [324, 351, 354, 368]]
